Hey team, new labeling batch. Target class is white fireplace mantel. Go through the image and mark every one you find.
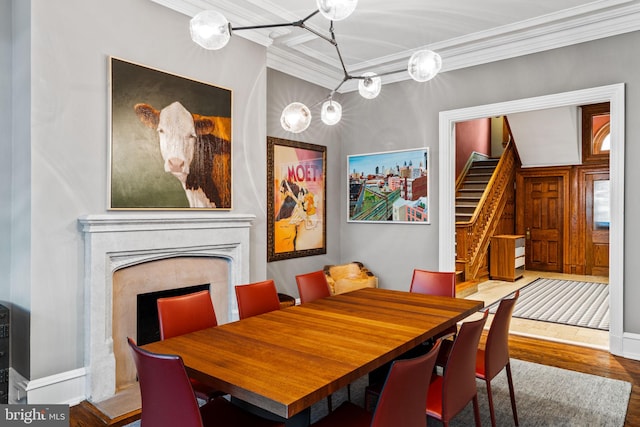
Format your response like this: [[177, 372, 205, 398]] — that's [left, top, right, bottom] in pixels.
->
[[78, 212, 255, 402]]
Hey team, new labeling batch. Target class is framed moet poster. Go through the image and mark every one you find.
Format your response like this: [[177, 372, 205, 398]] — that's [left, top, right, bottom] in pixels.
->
[[267, 137, 327, 262]]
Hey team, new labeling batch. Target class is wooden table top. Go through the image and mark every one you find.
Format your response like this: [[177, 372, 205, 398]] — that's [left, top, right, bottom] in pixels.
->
[[142, 287, 483, 419]]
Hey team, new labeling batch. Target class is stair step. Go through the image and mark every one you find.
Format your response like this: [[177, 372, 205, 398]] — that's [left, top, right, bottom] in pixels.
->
[[472, 159, 499, 166], [456, 280, 479, 298], [456, 195, 482, 200], [466, 171, 494, 177], [464, 175, 491, 183], [456, 208, 476, 215], [458, 185, 486, 196], [460, 181, 488, 190]]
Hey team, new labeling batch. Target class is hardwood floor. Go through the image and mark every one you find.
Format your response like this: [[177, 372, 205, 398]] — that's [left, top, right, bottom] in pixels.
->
[[69, 333, 640, 426]]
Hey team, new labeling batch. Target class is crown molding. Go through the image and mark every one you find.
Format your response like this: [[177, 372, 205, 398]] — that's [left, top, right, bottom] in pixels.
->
[[270, 1, 640, 93], [151, 0, 640, 93]]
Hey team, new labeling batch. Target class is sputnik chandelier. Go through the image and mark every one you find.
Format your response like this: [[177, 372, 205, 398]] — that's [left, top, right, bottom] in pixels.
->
[[190, 0, 442, 133]]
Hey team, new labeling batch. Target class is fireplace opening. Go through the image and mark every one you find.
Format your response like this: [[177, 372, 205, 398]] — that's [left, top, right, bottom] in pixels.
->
[[136, 284, 210, 345]]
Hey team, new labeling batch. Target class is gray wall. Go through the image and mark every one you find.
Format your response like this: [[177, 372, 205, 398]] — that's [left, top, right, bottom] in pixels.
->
[[339, 32, 640, 331], [266, 69, 342, 295], [0, 0, 12, 304], [9, 0, 32, 379], [8, 0, 268, 381]]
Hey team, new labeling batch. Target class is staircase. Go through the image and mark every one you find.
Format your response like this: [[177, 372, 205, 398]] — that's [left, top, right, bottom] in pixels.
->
[[455, 158, 500, 222], [454, 142, 520, 297]]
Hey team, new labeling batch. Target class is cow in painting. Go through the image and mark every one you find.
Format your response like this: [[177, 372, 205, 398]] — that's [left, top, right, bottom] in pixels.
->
[[134, 101, 231, 208]]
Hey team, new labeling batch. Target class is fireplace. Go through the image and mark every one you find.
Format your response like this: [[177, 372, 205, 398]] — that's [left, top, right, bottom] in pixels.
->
[[78, 213, 254, 402]]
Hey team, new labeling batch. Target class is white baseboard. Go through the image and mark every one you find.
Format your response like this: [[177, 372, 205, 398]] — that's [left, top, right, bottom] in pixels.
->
[[20, 368, 87, 405], [621, 332, 640, 361]]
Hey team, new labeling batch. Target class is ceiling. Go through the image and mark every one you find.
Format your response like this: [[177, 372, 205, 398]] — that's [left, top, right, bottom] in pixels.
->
[[151, 0, 640, 93]]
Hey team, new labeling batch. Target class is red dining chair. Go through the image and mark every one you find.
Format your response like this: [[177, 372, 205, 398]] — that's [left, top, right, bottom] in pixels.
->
[[157, 290, 221, 401], [426, 311, 488, 427], [235, 279, 281, 319], [312, 340, 442, 427], [477, 290, 520, 427], [296, 270, 331, 304], [157, 290, 218, 340], [127, 337, 284, 427], [410, 269, 457, 297]]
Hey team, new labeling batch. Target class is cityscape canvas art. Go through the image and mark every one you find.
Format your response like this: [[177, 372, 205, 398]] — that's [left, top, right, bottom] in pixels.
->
[[348, 148, 429, 223]]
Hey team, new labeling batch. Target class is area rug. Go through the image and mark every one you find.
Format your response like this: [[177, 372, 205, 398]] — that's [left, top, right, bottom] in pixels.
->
[[122, 359, 631, 427], [312, 359, 631, 427], [486, 278, 610, 330]]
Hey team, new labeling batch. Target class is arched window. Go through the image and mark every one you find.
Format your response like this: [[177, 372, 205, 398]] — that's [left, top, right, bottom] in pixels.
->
[[581, 103, 610, 163], [593, 122, 610, 154]]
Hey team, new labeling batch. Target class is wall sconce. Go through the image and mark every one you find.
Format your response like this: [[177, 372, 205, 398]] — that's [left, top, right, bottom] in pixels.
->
[[190, 0, 442, 133]]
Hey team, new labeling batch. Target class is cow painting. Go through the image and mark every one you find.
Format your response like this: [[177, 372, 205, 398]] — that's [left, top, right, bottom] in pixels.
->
[[134, 101, 231, 208]]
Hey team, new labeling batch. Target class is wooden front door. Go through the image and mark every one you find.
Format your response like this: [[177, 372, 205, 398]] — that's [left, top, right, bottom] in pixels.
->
[[585, 172, 610, 276], [523, 176, 564, 272]]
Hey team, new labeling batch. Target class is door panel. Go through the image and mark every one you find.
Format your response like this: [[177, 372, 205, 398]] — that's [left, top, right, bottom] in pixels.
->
[[524, 176, 563, 272], [586, 173, 610, 276]]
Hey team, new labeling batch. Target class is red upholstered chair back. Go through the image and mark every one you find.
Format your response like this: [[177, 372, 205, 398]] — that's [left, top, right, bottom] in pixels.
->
[[296, 271, 331, 304], [372, 340, 441, 427], [484, 290, 519, 379], [441, 311, 488, 419], [157, 290, 218, 340], [409, 269, 456, 297], [235, 279, 281, 319], [127, 337, 203, 427]]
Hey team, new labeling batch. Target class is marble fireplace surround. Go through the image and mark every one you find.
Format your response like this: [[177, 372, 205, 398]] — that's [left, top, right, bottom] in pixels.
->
[[78, 213, 254, 402]]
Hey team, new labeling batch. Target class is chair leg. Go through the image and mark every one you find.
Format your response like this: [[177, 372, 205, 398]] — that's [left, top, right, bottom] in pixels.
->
[[485, 379, 497, 427], [347, 384, 352, 402], [472, 395, 482, 427], [327, 395, 332, 413], [506, 362, 519, 426], [364, 389, 372, 412]]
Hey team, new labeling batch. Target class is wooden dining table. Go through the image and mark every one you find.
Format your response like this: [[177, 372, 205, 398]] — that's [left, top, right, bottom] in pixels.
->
[[142, 287, 484, 426]]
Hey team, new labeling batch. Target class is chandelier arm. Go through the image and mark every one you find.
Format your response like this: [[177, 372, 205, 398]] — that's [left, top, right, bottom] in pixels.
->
[[298, 22, 336, 45], [310, 93, 333, 109], [309, 75, 348, 110], [232, 9, 320, 31], [331, 77, 349, 93], [348, 68, 406, 80], [329, 24, 351, 79], [300, 9, 321, 23], [232, 22, 295, 31]]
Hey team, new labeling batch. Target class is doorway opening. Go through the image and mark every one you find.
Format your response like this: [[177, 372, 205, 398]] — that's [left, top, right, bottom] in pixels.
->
[[439, 84, 625, 355]]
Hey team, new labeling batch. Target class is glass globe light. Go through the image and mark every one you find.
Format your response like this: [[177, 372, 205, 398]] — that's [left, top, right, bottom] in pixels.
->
[[358, 72, 381, 99], [281, 102, 312, 133], [316, 0, 358, 21], [321, 100, 342, 125], [190, 10, 231, 50], [407, 50, 442, 82]]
